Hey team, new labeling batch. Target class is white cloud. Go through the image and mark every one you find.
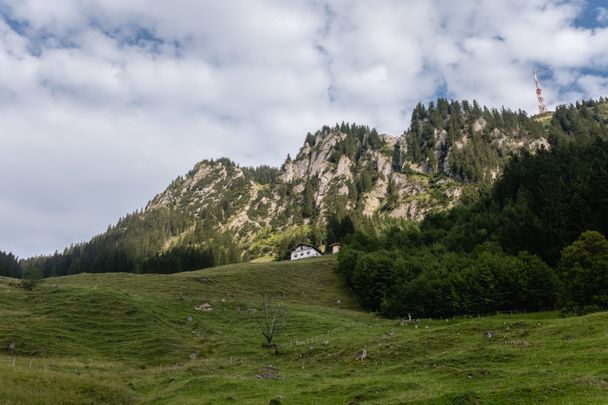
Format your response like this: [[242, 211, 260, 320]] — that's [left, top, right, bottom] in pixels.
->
[[0, 0, 606, 257], [577, 74, 608, 99]]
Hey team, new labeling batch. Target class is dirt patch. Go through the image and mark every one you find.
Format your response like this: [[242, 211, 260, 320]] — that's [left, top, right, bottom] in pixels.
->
[[256, 365, 281, 380]]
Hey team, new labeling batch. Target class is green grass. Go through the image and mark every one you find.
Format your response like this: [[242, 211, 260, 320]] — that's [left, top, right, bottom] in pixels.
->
[[532, 111, 554, 127], [1, 257, 608, 404]]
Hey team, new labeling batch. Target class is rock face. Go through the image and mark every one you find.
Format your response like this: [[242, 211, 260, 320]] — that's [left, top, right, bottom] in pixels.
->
[[106, 102, 553, 260], [146, 129, 458, 234], [148, 160, 254, 214]]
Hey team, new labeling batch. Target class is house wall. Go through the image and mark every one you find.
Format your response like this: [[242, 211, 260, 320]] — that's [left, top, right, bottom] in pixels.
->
[[290, 246, 321, 261]]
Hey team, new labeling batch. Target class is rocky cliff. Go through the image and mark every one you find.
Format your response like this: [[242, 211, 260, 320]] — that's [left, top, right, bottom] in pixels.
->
[[97, 99, 554, 261]]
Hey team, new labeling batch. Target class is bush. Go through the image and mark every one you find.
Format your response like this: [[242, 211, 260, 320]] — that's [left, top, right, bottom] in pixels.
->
[[19, 278, 39, 291], [558, 231, 608, 309]]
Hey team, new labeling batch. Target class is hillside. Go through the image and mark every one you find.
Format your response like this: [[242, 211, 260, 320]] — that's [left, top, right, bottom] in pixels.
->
[[141, 102, 551, 243], [2, 258, 608, 404], [26, 98, 602, 278]]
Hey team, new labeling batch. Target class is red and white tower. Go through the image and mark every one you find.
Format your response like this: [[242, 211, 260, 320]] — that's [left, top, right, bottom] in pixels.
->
[[533, 70, 548, 114]]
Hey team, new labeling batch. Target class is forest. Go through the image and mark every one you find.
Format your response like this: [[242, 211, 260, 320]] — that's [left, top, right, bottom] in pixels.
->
[[339, 98, 608, 317]]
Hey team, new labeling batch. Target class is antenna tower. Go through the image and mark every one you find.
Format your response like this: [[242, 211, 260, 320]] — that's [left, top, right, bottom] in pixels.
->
[[533, 70, 548, 114]]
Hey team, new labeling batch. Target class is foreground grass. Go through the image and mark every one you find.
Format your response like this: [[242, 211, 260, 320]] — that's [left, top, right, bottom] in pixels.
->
[[1, 257, 608, 404]]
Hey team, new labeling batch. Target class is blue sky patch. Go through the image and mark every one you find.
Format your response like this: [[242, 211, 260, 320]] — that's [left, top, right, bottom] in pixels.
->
[[574, 0, 608, 27]]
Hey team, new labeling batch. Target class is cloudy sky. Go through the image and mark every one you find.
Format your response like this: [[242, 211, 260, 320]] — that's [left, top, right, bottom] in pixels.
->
[[1, 0, 607, 258]]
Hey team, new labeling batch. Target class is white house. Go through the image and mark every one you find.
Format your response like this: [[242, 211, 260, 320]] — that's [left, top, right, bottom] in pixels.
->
[[330, 243, 342, 254], [289, 244, 322, 261]]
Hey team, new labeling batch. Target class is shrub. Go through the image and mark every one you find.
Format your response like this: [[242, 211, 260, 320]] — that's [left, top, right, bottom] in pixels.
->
[[558, 231, 608, 309]]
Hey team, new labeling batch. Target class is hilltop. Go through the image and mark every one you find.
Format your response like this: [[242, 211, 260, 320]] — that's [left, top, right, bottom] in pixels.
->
[[2, 257, 608, 404]]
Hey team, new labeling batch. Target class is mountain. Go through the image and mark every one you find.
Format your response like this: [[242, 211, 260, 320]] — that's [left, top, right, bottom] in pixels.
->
[[5, 99, 608, 404], [137, 101, 550, 253], [23, 97, 608, 277], [148, 108, 549, 224]]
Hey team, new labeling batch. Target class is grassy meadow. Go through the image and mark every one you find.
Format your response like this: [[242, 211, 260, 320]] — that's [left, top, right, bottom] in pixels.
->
[[1, 256, 608, 404]]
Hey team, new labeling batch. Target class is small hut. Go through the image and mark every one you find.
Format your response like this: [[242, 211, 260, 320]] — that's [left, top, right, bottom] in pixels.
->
[[330, 243, 342, 254]]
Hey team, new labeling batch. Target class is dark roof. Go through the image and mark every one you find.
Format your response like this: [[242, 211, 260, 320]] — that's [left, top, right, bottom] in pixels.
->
[[289, 243, 321, 253]]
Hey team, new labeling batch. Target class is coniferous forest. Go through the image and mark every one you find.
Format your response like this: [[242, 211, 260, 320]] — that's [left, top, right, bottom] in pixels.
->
[[339, 98, 608, 317], [0, 251, 21, 278]]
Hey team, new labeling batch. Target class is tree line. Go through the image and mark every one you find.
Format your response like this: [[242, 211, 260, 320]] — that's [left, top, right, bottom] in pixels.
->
[[0, 251, 21, 278]]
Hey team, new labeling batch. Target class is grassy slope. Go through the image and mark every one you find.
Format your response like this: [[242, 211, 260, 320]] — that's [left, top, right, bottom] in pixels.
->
[[532, 111, 554, 127], [1, 257, 608, 404]]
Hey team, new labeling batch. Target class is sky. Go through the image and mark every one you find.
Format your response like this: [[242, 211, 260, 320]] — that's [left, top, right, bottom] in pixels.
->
[[0, 0, 607, 258]]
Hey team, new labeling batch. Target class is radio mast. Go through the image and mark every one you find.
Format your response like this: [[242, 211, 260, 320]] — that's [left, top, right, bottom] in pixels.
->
[[533, 70, 548, 114]]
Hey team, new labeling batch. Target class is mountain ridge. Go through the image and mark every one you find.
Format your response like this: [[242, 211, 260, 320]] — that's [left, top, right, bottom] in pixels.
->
[[19, 97, 608, 277], [125, 100, 554, 263]]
